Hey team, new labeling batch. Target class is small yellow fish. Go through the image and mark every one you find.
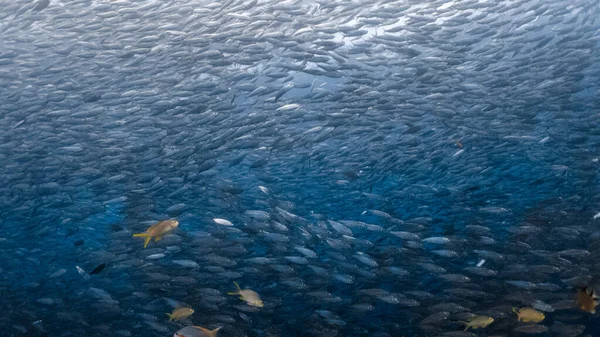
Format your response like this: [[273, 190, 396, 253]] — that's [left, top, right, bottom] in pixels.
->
[[167, 307, 194, 322], [174, 325, 221, 337], [577, 286, 599, 314], [512, 307, 545, 323], [458, 315, 494, 331], [227, 281, 263, 307], [133, 219, 179, 248]]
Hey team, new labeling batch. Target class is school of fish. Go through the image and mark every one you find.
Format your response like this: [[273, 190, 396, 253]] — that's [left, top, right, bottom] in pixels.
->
[[1, 0, 600, 336]]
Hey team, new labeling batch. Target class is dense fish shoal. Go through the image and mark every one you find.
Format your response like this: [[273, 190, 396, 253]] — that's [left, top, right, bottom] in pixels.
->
[[1, 0, 600, 336]]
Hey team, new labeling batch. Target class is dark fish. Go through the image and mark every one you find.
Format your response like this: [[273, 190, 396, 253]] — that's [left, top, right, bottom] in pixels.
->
[[82, 92, 101, 103], [89, 263, 106, 275]]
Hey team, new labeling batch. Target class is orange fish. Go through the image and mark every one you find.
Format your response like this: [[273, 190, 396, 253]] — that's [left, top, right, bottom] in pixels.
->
[[174, 326, 221, 337], [577, 286, 599, 314]]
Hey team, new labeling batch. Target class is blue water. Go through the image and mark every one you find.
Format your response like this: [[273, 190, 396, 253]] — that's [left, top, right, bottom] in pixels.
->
[[2, 0, 600, 336]]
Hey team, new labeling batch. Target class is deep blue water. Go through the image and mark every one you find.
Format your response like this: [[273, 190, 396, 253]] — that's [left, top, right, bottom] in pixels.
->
[[1, 0, 600, 336]]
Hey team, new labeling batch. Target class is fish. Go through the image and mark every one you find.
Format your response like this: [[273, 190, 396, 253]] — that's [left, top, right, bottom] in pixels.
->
[[166, 307, 194, 322], [89, 263, 106, 275], [576, 286, 599, 314], [227, 281, 264, 307], [174, 326, 221, 337], [275, 103, 300, 111], [513, 324, 550, 334], [32, 0, 50, 12], [458, 315, 494, 331], [132, 220, 179, 248], [213, 218, 233, 226], [512, 307, 545, 323], [2, 0, 600, 336]]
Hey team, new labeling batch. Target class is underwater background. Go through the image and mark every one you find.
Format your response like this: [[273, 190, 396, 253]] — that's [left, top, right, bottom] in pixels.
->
[[1, 0, 600, 336]]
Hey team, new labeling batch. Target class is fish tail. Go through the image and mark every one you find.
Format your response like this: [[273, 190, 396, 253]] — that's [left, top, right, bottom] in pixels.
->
[[166, 313, 173, 322], [512, 307, 520, 321], [233, 281, 241, 291], [457, 321, 469, 331], [227, 291, 238, 296], [133, 233, 151, 248]]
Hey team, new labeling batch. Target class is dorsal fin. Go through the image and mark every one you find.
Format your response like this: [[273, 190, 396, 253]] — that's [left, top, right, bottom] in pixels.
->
[[192, 326, 222, 337], [208, 326, 222, 337]]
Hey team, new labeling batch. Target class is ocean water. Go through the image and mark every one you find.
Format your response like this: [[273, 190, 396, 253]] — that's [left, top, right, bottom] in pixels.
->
[[1, 0, 600, 336]]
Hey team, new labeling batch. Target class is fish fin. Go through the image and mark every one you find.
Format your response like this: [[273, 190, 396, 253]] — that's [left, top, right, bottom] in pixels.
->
[[226, 291, 238, 296], [239, 296, 244, 300], [512, 308, 520, 321], [233, 281, 242, 291], [192, 326, 221, 337], [133, 233, 151, 248], [166, 313, 173, 322], [155, 236, 162, 242], [208, 327, 222, 337]]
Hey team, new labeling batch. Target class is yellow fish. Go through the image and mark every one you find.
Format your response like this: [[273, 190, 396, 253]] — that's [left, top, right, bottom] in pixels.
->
[[512, 307, 545, 323], [133, 219, 179, 248], [227, 281, 264, 307], [458, 315, 494, 331], [577, 286, 599, 314], [167, 307, 194, 322]]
